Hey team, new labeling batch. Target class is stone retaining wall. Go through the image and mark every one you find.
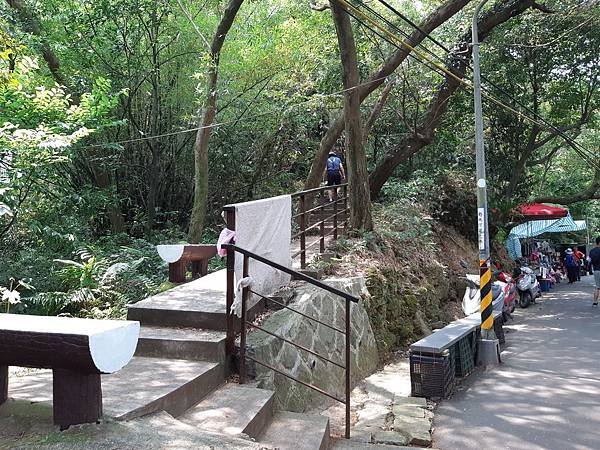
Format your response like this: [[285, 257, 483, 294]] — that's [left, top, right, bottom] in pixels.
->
[[247, 276, 378, 412]]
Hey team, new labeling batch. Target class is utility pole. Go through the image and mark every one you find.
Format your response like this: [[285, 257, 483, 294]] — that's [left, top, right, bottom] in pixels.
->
[[472, 0, 499, 364]]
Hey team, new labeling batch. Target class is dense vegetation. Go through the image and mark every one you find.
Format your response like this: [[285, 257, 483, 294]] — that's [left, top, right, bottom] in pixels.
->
[[1, 0, 598, 316]]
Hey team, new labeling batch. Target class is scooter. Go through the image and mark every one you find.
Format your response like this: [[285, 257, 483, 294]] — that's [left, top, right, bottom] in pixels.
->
[[461, 274, 515, 319], [515, 266, 541, 308], [496, 270, 518, 315]]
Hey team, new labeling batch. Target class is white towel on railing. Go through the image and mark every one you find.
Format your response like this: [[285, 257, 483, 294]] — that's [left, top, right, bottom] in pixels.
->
[[231, 277, 254, 318], [233, 195, 292, 304]]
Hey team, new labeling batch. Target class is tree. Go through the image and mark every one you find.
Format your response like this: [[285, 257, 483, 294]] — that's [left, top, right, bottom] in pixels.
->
[[330, 1, 372, 230], [368, 0, 555, 200], [304, 0, 471, 190], [188, 0, 244, 243]]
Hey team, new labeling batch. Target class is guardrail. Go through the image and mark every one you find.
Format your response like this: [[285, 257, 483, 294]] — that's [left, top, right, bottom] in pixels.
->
[[223, 243, 358, 439], [291, 184, 348, 269]]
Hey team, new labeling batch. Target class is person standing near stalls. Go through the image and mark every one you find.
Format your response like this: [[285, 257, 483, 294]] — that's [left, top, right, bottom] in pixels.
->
[[589, 237, 600, 306], [323, 151, 345, 202], [574, 247, 585, 281], [565, 248, 579, 284]]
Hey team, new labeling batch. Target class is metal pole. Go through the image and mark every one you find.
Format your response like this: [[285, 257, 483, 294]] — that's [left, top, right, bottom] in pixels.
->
[[225, 208, 236, 359], [345, 299, 351, 439], [472, 0, 496, 342], [240, 254, 249, 384]]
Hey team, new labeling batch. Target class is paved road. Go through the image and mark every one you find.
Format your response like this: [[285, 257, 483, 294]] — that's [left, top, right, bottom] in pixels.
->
[[434, 275, 600, 450]]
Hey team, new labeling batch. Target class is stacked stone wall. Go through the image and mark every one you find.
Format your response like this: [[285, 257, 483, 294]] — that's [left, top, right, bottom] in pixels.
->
[[247, 276, 378, 412]]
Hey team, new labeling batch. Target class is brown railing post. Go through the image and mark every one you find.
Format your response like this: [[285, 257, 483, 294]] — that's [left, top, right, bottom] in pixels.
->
[[343, 185, 348, 232], [240, 254, 249, 384], [320, 197, 325, 254], [333, 188, 338, 241], [299, 194, 307, 269], [345, 299, 351, 439], [225, 207, 236, 359]]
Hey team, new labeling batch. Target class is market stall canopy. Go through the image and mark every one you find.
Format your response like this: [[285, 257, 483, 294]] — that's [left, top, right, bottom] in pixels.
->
[[514, 203, 569, 221], [505, 214, 586, 260]]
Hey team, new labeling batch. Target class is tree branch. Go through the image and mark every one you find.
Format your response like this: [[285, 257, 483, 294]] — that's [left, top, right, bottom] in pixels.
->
[[534, 169, 600, 205]]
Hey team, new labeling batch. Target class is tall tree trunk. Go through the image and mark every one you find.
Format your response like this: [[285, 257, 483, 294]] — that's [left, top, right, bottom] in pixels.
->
[[331, 1, 372, 231], [146, 6, 161, 234], [304, 0, 471, 190], [188, 0, 244, 243], [369, 0, 547, 199], [5, 0, 73, 93]]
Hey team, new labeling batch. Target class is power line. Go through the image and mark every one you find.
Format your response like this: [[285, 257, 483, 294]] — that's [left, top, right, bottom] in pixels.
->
[[84, 73, 394, 149], [365, 0, 599, 168], [337, 0, 600, 172]]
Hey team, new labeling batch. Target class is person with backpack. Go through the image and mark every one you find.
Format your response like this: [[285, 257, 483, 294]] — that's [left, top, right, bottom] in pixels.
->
[[323, 151, 345, 202], [589, 237, 600, 305], [565, 248, 578, 284]]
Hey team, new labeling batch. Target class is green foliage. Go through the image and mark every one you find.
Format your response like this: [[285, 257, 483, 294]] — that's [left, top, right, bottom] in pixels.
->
[[1, 0, 599, 319]]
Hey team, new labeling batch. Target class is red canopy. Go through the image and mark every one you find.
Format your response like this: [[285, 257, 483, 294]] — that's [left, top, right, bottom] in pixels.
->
[[515, 203, 568, 220]]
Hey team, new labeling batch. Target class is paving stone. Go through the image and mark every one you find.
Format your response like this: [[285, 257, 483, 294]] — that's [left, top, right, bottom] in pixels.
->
[[349, 426, 376, 443], [373, 430, 410, 446], [392, 404, 426, 419], [393, 395, 427, 408], [393, 416, 432, 447], [356, 403, 390, 426]]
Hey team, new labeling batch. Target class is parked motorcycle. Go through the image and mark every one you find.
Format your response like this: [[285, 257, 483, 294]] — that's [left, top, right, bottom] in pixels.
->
[[461, 273, 516, 320], [496, 270, 518, 315], [515, 266, 541, 308]]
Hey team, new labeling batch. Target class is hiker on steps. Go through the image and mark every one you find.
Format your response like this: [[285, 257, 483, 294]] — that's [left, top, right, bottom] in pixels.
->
[[323, 151, 345, 202]]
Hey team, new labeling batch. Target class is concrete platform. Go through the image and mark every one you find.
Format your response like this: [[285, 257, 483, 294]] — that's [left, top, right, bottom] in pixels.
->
[[180, 383, 274, 438], [259, 411, 330, 450], [136, 326, 227, 362], [8, 357, 225, 421], [128, 271, 228, 329]]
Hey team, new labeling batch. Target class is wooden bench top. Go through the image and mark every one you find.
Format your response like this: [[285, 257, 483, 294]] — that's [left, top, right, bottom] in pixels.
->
[[0, 314, 139, 374], [410, 311, 502, 354], [157, 244, 217, 263]]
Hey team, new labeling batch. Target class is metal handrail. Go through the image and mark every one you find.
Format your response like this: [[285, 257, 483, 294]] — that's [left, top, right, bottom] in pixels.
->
[[292, 196, 347, 220], [223, 244, 358, 303], [292, 184, 348, 268], [291, 183, 348, 198], [248, 289, 345, 334], [224, 243, 355, 439]]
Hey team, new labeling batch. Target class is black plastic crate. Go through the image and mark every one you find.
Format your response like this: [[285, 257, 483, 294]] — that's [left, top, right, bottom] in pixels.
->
[[410, 351, 455, 398], [453, 332, 476, 378]]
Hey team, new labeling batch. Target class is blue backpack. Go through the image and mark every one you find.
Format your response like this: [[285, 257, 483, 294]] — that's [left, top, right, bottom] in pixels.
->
[[327, 156, 341, 172]]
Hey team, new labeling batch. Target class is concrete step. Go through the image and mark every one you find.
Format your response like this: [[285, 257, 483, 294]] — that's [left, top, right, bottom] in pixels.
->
[[329, 438, 433, 449], [180, 383, 274, 438], [127, 270, 263, 330], [8, 357, 225, 421], [127, 278, 228, 330], [136, 326, 227, 362], [259, 411, 330, 450]]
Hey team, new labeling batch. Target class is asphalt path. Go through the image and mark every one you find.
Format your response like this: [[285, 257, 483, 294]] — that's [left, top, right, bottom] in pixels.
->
[[434, 275, 600, 450]]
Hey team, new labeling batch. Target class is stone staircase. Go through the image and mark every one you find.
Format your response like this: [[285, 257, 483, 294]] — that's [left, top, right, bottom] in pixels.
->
[[125, 270, 332, 450]]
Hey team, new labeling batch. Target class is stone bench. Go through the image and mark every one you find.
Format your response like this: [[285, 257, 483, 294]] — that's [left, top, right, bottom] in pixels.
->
[[157, 244, 218, 283], [0, 314, 139, 429], [409, 311, 504, 398]]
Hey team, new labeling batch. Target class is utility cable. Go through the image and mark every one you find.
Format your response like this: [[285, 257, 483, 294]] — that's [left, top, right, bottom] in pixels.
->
[[367, 0, 599, 166], [84, 73, 393, 148], [335, 0, 600, 171]]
